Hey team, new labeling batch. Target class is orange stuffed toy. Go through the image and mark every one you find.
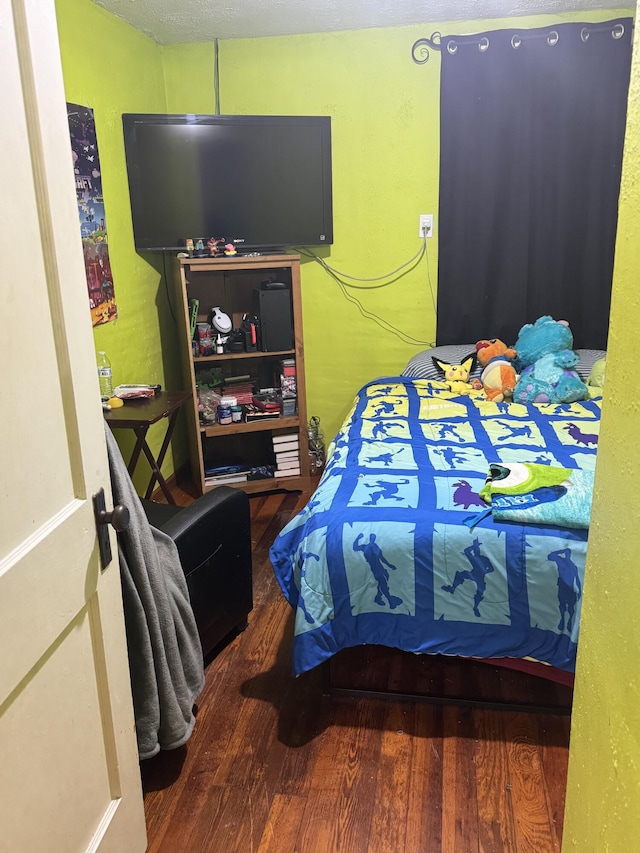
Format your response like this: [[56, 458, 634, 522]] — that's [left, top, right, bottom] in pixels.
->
[[473, 339, 518, 402]]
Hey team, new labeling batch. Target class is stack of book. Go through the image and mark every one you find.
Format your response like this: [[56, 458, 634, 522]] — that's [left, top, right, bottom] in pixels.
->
[[272, 431, 300, 477], [222, 374, 256, 406]]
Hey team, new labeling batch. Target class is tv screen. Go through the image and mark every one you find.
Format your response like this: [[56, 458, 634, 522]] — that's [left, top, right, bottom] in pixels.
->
[[122, 113, 333, 253]]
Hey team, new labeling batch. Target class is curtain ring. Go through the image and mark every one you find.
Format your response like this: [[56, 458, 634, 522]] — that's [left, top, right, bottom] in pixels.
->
[[446, 40, 458, 55], [580, 27, 590, 42], [612, 23, 625, 40], [511, 34, 522, 49], [547, 30, 559, 46], [478, 37, 489, 53]]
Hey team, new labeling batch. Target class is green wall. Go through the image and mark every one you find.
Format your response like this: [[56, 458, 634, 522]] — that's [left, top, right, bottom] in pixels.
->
[[562, 14, 640, 850], [55, 0, 187, 490]]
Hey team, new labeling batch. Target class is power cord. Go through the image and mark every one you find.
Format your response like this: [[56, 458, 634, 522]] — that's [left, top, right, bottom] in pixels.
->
[[295, 241, 437, 347], [162, 252, 177, 323], [424, 235, 437, 315], [311, 243, 426, 284]]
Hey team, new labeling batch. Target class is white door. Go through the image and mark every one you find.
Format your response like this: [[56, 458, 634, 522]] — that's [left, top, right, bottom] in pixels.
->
[[0, 1, 147, 851]]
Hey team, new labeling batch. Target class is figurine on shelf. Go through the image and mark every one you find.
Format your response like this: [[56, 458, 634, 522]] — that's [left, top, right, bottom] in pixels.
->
[[224, 243, 237, 256], [207, 237, 225, 257]]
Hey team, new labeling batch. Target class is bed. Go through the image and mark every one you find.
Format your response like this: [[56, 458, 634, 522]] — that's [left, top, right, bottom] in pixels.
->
[[269, 348, 602, 695]]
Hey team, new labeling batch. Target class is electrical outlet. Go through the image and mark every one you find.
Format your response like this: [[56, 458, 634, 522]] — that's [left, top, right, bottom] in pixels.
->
[[419, 214, 434, 238]]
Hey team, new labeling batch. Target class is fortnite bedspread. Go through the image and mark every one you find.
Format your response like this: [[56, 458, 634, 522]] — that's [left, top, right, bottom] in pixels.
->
[[269, 378, 600, 676]]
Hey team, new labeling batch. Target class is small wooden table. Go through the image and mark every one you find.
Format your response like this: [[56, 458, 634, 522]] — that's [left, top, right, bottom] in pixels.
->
[[104, 391, 191, 504]]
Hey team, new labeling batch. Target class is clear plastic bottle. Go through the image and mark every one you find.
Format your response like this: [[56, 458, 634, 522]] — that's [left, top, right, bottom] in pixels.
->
[[97, 351, 113, 399]]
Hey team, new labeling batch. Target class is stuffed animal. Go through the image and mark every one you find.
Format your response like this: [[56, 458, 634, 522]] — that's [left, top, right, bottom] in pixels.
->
[[473, 338, 518, 403], [431, 354, 476, 395], [585, 357, 606, 397], [512, 316, 589, 404]]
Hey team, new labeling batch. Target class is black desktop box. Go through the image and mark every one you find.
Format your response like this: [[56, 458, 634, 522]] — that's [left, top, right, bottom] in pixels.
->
[[252, 285, 294, 351]]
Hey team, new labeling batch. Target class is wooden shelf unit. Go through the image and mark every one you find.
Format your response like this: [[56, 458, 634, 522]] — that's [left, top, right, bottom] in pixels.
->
[[172, 254, 310, 495]]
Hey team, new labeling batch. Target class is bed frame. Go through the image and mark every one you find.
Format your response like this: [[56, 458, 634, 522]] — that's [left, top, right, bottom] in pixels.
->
[[321, 649, 573, 715]]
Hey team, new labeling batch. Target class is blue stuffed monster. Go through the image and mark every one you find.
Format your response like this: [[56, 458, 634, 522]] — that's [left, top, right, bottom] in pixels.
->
[[512, 315, 589, 404]]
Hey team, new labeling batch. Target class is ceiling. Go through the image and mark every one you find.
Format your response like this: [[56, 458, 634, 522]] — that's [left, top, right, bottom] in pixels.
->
[[92, 0, 635, 45]]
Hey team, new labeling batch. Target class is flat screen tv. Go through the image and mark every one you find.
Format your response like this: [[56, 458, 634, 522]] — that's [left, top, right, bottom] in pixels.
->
[[122, 113, 333, 253]]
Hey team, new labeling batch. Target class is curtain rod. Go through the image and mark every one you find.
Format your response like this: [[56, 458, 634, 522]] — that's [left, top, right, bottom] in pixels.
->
[[411, 32, 441, 65], [411, 20, 629, 65]]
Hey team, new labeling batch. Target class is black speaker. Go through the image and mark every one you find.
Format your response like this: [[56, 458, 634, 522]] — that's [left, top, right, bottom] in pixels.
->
[[252, 285, 294, 351]]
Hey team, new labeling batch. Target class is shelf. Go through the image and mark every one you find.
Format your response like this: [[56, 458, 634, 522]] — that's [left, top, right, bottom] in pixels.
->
[[184, 254, 296, 273], [200, 416, 300, 437], [194, 349, 295, 363], [174, 252, 309, 495]]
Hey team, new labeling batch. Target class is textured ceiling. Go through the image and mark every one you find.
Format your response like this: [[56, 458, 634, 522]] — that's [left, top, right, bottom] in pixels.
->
[[91, 0, 636, 45]]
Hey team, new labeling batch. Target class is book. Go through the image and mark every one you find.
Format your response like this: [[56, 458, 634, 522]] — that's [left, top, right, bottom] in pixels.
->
[[272, 432, 299, 445], [274, 466, 301, 477], [272, 440, 298, 453], [276, 459, 301, 471], [275, 449, 299, 461], [205, 473, 248, 485]]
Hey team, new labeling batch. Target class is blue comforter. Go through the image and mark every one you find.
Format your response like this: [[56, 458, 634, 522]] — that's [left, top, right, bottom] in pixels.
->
[[270, 378, 600, 676]]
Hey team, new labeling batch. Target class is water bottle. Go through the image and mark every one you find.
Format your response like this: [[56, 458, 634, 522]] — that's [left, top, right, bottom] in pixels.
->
[[97, 351, 113, 399]]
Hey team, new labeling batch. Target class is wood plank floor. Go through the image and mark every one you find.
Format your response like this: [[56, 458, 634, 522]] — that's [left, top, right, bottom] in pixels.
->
[[141, 484, 572, 853]]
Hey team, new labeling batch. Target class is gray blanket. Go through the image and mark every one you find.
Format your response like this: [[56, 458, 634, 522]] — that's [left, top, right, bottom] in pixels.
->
[[105, 425, 205, 760]]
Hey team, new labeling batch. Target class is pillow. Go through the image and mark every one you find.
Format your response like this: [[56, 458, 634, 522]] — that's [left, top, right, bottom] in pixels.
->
[[402, 345, 482, 381], [574, 349, 607, 381], [403, 346, 606, 383]]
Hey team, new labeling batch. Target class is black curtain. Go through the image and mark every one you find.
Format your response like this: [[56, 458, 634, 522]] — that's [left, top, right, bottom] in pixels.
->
[[436, 19, 632, 349]]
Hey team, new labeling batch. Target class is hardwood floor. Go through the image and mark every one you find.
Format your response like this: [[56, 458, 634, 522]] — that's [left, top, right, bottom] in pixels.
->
[[141, 484, 571, 852]]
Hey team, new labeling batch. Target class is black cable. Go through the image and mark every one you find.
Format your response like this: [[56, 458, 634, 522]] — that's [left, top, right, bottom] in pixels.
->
[[162, 252, 177, 323], [296, 245, 436, 347], [214, 39, 220, 114]]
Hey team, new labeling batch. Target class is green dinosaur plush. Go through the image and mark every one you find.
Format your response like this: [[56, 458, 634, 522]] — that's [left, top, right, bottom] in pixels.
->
[[586, 358, 606, 389]]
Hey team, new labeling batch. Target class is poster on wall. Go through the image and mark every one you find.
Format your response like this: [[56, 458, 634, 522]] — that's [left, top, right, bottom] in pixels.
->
[[67, 102, 118, 326]]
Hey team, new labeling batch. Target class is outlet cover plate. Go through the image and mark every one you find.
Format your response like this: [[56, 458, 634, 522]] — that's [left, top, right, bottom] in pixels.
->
[[419, 214, 434, 238]]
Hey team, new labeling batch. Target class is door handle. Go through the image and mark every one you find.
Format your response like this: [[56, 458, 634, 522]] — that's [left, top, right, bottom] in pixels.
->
[[93, 488, 129, 569], [96, 503, 130, 532]]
